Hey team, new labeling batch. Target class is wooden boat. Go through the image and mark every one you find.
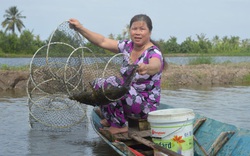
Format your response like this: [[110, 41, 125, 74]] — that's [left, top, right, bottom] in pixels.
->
[[91, 103, 250, 156]]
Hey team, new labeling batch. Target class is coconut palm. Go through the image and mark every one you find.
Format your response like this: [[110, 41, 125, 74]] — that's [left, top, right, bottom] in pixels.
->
[[121, 24, 130, 40], [1, 6, 26, 34]]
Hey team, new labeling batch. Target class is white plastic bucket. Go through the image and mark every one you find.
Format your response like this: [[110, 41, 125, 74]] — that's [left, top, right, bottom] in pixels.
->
[[148, 108, 195, 156]]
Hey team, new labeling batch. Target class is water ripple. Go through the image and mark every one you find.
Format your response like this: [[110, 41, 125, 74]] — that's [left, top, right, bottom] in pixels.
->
[[161, 86, 250, 130]]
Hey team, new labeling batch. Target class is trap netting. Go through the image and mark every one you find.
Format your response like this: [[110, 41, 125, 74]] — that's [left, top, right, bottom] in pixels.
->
[[27, 21, 131, 129]]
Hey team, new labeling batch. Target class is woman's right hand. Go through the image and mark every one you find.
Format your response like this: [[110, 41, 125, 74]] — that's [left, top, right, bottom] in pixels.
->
[[68, 18, 119, 53], [68, 18, 82, 31]]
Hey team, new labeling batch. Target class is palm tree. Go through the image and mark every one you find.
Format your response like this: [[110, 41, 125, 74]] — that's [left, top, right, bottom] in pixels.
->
[[1, 6, 26, 34], [121, 24, 130, 40]]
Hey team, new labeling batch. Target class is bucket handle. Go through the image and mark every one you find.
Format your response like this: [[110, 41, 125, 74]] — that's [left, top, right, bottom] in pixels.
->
[[152, 118, 192, 139]]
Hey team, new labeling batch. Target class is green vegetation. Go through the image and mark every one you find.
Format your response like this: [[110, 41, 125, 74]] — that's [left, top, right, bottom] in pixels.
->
[[1, 6, 44, 57], [0, 64, 29, 71], [0, 30, 45, 56], [2, 6, 26, 34], [242, 74, 250, 84], [157, 34, 250, 56], [1, 6, 250, 57], [188, 56, 216, 65]]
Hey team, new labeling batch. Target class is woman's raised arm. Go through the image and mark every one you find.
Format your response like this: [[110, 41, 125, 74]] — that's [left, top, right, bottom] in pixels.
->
[[69, 18, 119, 53]]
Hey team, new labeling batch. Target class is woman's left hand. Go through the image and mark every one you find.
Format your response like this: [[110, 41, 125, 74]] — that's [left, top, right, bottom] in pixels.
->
[[137, 63, 148, 75], [137, 58, 162, 75]]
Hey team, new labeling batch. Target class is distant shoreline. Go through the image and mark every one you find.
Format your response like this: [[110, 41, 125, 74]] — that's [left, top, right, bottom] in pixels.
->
[[163, 62, 250, 88]]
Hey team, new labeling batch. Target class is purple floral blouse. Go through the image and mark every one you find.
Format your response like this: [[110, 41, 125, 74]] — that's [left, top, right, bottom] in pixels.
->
[[118, 40, 164, 109]]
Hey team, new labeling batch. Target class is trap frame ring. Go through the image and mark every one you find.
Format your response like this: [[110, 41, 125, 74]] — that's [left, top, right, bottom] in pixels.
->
[[63, 46, 93, 95], [29, 44, 47, 86], [29, 42, 75, 84], [45, 43, 77, 86], [27, 20, 89, 129], [27, 85, 75, 111], [29, 42, 76, 90], [28, 101, 87, 129], [26, 77, 35, 109], [27, 76, 87, 128], [46, 21, 85, 61], [26, 78, 55, 111], [101, 53, 127, 102]]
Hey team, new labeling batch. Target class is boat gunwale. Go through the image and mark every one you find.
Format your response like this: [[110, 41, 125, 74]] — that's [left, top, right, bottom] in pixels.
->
[[90, 110, 127, 156]]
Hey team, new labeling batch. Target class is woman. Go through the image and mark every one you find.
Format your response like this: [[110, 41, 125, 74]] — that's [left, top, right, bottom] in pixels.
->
[[69, 14, 165, 134]]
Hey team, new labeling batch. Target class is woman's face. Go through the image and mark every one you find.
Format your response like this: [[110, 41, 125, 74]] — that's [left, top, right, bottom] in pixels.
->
[[130, 21, 151, 47]]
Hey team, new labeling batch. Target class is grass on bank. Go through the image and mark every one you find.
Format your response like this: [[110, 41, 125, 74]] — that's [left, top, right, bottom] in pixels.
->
[[0, 64, 29, 71], [0, 52, 33, 58], [242, 74, 250, 84], [188, 56, 216, 65]]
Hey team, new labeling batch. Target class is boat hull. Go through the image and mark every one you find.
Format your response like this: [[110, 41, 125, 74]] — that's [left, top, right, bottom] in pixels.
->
[[91, 104, 250, 156]]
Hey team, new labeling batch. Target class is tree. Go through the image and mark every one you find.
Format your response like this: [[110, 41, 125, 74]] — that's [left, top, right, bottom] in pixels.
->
[[196, 33, 212, 53], [229, 36, 240, 52], [180, 37, 199, 53], [1, 6, 26, 34], [121, 24, 130, 40], [164, 36, 180, 53]]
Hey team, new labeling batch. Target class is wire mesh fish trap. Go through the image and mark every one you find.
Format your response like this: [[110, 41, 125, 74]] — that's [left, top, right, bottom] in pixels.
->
[[27, 21, 94, 129], [27, 21, 136, 129]]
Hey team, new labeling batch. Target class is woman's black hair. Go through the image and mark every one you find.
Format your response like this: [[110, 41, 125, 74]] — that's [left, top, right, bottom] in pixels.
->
[[130, 14, 153, 32], [130, 14, 167, 69]]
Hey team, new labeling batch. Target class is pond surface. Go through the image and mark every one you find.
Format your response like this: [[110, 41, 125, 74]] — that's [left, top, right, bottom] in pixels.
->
[[0, 92, 119, 156], [1, 85, 250, 156], [161, 86, 250, 130]]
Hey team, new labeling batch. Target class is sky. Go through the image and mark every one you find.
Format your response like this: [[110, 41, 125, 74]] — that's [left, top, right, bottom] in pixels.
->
[[1, 0, 250, 43]]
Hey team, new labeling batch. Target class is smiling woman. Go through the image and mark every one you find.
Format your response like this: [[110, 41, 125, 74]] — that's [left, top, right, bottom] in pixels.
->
[[69, 14, 165, 134]]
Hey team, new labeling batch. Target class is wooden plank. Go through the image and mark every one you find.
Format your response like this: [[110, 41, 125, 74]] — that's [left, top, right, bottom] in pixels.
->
[[193, 118, 207, 134], [208, 131, 235, 156], [112, 141, 137, 156], [113, 129, 151, 141], [128, 116, 150, 131], [128, 132, 183, 156]]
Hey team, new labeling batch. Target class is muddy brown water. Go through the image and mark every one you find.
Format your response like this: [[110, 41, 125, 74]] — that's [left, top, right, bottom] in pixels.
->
[[1, 85, 250, 156]]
